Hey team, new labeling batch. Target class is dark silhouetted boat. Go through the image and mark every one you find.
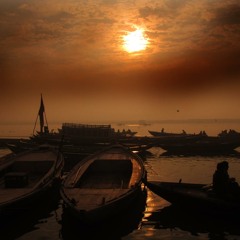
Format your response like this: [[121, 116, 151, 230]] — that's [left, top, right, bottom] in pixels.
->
[[60, 144, 146, 223], [6, 139, 38, 154], [29, 94, 64, 145], [59, 122, 138, 144], [0, 145, 64, 215], [159, 138, 240, 154], [146, 181, 240, 216], [148, 129, 205, 137], [218, 129, 240, 141], [60, 188, 147, 239], [114, 128, 137, 137]]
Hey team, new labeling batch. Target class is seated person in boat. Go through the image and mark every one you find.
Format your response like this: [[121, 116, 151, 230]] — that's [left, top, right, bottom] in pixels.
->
[[212, 161, 240, 199]]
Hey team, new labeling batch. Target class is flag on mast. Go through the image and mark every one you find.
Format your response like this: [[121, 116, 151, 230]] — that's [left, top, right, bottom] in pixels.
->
[[39, 94, 45, 133]]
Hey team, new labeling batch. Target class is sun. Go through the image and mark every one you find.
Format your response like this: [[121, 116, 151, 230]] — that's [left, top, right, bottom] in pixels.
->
[[123, 29, 148, 53]]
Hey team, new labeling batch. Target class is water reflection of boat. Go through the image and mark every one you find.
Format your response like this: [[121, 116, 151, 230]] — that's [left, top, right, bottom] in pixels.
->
[[60, 189, 147, 239], [60, 144, 146, 224], [145, 181, 240, 216]]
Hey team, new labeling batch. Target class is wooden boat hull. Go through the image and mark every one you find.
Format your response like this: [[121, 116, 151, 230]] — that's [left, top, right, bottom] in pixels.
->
[[61, 189, 147, 238], [61, 145, 147, 223], [146, 181, 240, 216], [0, 146, 64, 216], [62, 186, 144, 223], [148, 130, 198, 138], [159, 140, 240, 154]]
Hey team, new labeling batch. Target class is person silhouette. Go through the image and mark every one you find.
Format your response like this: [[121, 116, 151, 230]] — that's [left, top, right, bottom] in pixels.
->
[[212, 161, 240, 199]]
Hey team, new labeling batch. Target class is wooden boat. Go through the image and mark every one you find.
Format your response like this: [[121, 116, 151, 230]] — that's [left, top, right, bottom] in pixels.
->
[[114, 129, 137, 137], [218, 129, 240, 137], [160, 149, 240, 157], [60, 144, 147, 223], [0, 145, 64, 215], [146, 181, 240, 216], [60, 189, 147, 239], [148, 129, 203, 137], [6, 139, 39, 154], [159, 138, 240, 154]]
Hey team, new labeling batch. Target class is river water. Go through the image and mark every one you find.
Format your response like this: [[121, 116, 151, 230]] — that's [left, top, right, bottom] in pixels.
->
[[1, 120, 240, 240]]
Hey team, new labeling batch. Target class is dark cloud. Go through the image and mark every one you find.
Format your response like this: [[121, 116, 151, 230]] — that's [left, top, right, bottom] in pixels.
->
[[138, 0, 190, 19], [139, 6, 170, 19], [213, 4, 240, 25], [46, 11, 75, 23]]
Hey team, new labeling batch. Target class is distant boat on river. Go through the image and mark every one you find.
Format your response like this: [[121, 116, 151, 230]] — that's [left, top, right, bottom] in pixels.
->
[[158, 138, 240, 154], [148, 128, 207, 138], [149, 127, 240, 154]]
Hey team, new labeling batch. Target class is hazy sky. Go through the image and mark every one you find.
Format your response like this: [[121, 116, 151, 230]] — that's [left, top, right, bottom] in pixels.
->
[[1, 0, 240, 124]]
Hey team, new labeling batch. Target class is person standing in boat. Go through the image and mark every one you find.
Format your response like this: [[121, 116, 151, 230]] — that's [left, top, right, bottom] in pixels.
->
[[212, 161, 240, 199]]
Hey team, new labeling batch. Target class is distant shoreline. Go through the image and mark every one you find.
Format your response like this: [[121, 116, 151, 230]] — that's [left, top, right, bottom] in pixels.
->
[[1, 118, 240, 126]]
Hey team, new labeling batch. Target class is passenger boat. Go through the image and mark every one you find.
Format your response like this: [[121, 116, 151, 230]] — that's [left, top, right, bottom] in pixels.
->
[[0, 145, 64, 215], [59, 123, 138, 144], [60, 144, 147, 223], [218, 129, 240, 141], [114, 129, 137, 137], [159, 138, 240, 154], [146, 181, 240, 216], [148, 129, 203, 137]]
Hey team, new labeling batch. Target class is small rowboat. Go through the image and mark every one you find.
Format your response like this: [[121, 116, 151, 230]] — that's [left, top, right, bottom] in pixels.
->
[[0, 145, 64, 215], [60, 144, 146, 223], [146, 181, 240, 216]]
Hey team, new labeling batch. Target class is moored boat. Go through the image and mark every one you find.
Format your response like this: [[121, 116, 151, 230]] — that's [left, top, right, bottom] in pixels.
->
[[60, 144, 147, 223], [0, 145, 64, 215], [148, 129, 205, 137], [6, 139, 39, 154], [159, 138, 240, 154], [145, 181, 240, 216]]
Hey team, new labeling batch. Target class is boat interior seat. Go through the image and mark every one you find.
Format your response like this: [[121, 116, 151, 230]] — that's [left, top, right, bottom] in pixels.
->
[[10, 160, 53, 174], [75, 160, 133, 189]]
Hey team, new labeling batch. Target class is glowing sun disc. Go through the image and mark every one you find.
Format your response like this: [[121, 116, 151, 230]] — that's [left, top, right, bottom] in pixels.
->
[[123, 29, 148, 53]]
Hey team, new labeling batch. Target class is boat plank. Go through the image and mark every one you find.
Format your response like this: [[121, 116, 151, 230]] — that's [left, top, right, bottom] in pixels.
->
[[64, 188, 129, 210], [0, 188, 34, 203]]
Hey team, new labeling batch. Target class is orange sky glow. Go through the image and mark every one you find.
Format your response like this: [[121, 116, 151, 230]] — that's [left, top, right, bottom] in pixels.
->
[[1, 0, 240, 126]]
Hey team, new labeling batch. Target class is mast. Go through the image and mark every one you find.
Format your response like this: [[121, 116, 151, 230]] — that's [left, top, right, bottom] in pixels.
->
[[33, 94, 48, 135]]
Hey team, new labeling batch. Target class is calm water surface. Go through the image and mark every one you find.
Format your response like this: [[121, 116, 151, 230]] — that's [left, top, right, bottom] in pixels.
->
[[1, 121, 240, 240]]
